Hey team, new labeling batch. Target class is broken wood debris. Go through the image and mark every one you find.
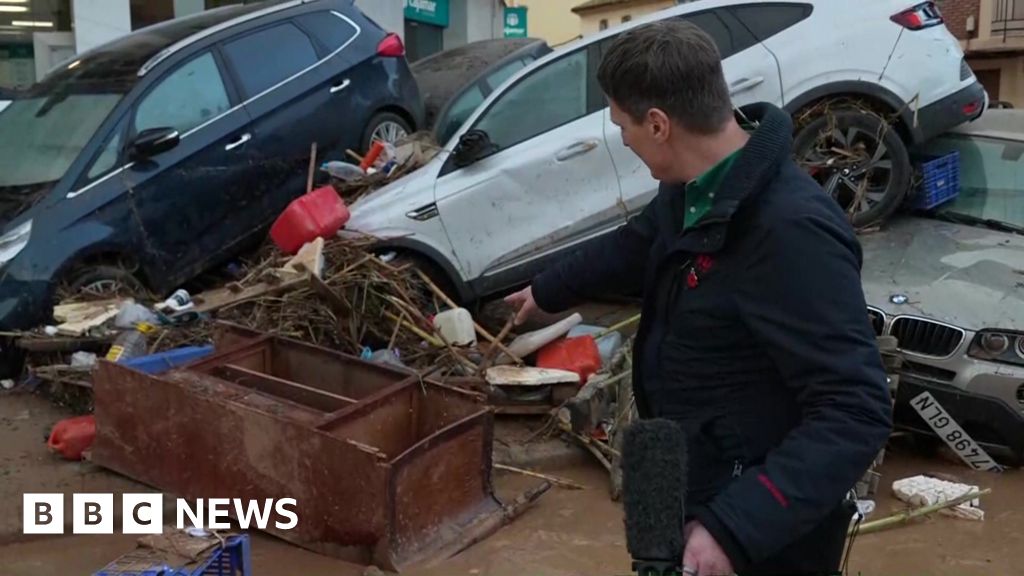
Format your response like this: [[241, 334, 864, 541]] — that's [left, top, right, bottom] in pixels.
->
[[493, 463, 586, 490], [853, 488, 991, 536]]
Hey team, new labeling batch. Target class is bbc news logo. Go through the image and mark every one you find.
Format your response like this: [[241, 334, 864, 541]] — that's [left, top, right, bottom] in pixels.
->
[[23, 494, 298, 534]]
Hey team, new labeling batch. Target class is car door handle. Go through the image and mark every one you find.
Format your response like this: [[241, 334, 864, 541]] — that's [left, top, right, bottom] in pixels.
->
[[225, 133, 251, 151], [330, 79, 351, 94], [555, 140, 600, 162], [729, 76, 765, 96]]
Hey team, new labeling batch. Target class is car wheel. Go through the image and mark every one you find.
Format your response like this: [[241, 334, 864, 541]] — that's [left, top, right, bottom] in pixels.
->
[[362, 112, 412, 152], [793, 109, 911, 229], [62, 265, 149, 301], [391, 254, 462, 311]]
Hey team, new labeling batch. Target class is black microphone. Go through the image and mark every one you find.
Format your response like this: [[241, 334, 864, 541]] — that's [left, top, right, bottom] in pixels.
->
[[622, 418, 688, 576]]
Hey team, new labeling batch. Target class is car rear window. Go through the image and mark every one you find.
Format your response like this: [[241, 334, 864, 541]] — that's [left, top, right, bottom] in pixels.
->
[[677, 9, 758, 59], [223, 22, 319, 98], [728, 3, 812, 42], [294, 11, 358, 53]]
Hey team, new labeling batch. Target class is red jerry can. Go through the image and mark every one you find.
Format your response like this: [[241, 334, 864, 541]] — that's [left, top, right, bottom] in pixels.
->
[[48, 415, 96, 460], [536, 335, 602, 385], [270, 185, 350, 254]]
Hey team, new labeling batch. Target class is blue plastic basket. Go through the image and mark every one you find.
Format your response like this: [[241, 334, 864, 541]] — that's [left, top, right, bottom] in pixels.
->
[[908, 151, 960, 210], [93, 534, 251, 576]]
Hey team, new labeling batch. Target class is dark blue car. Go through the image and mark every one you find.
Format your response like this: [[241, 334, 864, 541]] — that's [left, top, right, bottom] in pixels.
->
[[0, 0, 423, 332]]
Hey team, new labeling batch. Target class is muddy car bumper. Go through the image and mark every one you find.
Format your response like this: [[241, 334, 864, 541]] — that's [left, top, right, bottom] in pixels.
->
[[912, 81, 987, 144], [894, 373, 1024, 462]]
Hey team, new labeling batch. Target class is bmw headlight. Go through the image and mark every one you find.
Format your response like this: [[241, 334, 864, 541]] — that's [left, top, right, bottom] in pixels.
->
[[968, 329, 1024, 367], [0, 220, 32, 266]]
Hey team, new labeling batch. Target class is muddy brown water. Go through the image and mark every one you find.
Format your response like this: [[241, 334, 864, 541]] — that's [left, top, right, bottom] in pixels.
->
[[1, 393, 1020, 576]]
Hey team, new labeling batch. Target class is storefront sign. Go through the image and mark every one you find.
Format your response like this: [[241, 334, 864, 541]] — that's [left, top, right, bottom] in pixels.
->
[[405, 0, 449, 28], [503, 6, 528, 38]]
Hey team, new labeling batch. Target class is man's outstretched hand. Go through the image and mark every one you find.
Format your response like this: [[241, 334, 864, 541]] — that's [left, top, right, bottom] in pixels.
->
[[504, 286, 538, 326]]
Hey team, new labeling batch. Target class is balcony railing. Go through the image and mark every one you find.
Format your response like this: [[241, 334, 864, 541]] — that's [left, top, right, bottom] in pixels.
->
[[993, 0, 1024, 40]]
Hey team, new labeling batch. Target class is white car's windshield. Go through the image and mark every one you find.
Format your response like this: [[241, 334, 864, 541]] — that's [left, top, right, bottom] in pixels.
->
[[0, 93, 122, 188]]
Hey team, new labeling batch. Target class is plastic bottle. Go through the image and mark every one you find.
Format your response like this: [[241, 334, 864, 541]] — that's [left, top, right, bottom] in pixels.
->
[[105, 326, 151, 363], [433, 308, 477, 346], [322, 161, 366, 182]]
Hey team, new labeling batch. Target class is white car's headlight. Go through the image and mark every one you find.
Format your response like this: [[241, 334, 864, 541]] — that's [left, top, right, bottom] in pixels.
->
[[0, 219, 32, 266]]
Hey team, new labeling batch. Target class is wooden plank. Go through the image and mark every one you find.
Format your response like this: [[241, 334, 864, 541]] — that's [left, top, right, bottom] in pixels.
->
[[56, 306, 121, 336], [52, 299, 122, 323], [284, 237, 325, 278], [485, 366, 579, 387], [192, 276, 308, 314]]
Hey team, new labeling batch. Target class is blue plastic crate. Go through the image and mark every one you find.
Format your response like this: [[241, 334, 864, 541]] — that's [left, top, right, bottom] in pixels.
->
[[93, 533, 251, 576], [120, 345, 215, 375], [909, 151, 960, 210]]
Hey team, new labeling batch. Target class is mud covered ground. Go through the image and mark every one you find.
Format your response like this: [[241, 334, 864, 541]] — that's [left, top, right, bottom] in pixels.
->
[[0, 391, 1018, 576]]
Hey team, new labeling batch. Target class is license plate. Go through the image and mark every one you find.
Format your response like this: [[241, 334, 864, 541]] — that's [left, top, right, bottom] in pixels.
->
[[909, 391, 1003, 473]]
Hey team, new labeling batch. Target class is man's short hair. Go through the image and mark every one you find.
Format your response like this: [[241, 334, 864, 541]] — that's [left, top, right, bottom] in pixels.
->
[[597, 19, 734, 135]]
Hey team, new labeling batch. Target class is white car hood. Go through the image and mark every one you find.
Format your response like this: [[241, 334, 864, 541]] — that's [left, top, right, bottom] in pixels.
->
[[860, 216, 1024, 331]]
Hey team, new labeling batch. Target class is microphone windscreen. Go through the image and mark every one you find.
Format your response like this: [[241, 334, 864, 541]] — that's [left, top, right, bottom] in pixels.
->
[[621, 418, 687, 562]]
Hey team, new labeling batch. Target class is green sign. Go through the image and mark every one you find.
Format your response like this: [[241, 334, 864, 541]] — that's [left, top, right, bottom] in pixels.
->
[[405, 0, 449, 28], [503, 6, 528, 38]]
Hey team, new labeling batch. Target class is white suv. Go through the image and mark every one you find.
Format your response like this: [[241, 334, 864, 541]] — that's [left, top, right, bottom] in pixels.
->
[[345, 0, 986, 303]]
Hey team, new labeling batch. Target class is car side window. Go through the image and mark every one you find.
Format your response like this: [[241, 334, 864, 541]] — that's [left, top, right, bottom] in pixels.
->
[[728, 3, 812, 42], [88, 130, 123, 180], [474, 49, 588, 152], [484, 59, 526, 92], [439, 86, 485, 145], [679, 10, 758, 59], [294, 11, 358, 53], [135, 52, 230, 136], [222, 23, 319, 98]]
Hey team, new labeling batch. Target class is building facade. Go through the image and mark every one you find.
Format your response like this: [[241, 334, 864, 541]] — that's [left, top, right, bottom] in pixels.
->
[[509, 0, 581, 46], [572, 0, 675, 36], [940, 0, 1024, 107], [0, 0, 516, 89]]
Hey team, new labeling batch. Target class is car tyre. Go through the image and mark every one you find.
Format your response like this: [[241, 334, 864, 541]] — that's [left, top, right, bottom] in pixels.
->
[[392, 254, 462, 311], [793, 109, 912, 229], [362, 112, 412, 152]]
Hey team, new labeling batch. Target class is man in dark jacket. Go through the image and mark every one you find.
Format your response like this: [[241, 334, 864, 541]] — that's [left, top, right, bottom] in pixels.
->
[[505, 20, 893, 576]]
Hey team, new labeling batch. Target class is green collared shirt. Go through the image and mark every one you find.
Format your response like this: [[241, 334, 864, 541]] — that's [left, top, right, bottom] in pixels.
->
[[684, 148, 743, 229]]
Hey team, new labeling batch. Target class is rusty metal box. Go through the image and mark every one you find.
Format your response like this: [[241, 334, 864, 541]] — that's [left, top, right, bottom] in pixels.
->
[[92, 332, 500, 571]]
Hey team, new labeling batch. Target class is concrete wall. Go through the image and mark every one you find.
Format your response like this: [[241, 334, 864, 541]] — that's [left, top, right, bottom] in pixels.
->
[[173, 0, 206, 19], [512, 0, 581, 46], [578, 0, 675, 36], [444, 0, 503, 47], [355, 0, 406, 39], [71, 0, 132, 53], [468, 0, 504, 43]]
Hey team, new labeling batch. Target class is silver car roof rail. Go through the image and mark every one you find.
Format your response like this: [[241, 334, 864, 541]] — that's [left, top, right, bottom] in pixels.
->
[[137, 0, 322, 78]]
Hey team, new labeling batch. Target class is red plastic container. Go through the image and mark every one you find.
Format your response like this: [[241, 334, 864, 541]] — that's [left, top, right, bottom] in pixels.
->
[[270, 186, 350, 254], [536, 335, 601, 385], [48, 415, 96, 460]]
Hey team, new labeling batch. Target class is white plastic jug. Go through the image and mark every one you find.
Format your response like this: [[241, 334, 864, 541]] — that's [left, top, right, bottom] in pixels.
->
[[433, 308, 477, 346]]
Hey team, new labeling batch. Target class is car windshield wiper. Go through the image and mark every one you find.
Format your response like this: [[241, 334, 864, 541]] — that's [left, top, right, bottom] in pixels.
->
[[933, 211, 1024, 236]]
